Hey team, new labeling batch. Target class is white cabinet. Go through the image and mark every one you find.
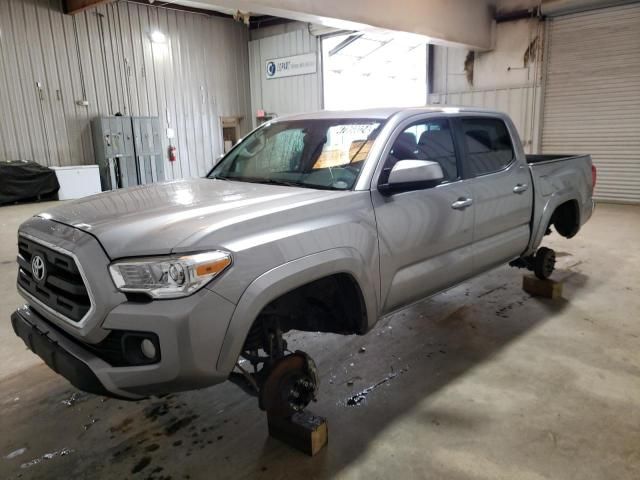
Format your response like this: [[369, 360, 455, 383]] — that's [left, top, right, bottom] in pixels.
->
[[50, 165, 102, 200]]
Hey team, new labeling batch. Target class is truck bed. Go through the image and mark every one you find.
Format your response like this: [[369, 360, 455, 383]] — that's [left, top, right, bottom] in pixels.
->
[[525, 153, 594, 256]]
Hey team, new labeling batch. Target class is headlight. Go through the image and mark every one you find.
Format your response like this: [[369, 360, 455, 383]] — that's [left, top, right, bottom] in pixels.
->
[[109, 251, 232, 299]]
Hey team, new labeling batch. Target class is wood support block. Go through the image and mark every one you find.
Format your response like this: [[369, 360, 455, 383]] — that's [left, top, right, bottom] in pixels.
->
[[522, 275, 563, 299], [267, 411, 328, 456]]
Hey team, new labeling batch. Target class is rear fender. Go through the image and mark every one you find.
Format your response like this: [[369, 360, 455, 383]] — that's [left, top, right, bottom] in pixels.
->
[[527, 193, 580, 256]]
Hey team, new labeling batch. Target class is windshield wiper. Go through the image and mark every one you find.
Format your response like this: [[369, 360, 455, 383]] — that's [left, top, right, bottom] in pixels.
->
[[255, 179, 302, 187], [210, 175, 342, 190], [217, 177, 301, 187], [208, 174, 290, 185], [252, 178, 347, 191]]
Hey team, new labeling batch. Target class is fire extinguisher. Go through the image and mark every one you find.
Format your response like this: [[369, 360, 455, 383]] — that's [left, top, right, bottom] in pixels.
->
[[168, 145, 177, 162]]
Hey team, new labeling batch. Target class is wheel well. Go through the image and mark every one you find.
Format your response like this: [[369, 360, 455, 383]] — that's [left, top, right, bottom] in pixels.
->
[[245, 273, 367, 348], [550, 200, 580, 238]]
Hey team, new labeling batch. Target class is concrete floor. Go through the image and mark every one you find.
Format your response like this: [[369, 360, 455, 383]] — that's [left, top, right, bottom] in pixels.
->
[[1, 201, 639, 480]]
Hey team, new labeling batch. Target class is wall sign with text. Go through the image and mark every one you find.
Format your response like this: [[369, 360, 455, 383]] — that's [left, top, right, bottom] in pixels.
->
[[265, 53, 317, 79]]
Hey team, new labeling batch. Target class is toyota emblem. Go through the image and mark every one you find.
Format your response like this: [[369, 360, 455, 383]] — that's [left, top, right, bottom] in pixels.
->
[[31, 255, 46, 283]]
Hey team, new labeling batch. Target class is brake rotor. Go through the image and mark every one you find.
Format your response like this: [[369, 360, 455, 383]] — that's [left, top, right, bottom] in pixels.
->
[[259, 351, 319, 417]]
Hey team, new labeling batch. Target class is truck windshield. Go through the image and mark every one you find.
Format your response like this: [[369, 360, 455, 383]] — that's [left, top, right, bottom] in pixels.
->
[[207, 119, 383, 190]]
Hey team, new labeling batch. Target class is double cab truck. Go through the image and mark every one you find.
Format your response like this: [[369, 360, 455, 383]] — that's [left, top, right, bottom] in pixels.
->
[[11, 107, 595, 415]]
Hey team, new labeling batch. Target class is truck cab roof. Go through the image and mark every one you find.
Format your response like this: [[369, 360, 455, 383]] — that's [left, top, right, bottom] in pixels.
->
[[275, 106, 503, 122]]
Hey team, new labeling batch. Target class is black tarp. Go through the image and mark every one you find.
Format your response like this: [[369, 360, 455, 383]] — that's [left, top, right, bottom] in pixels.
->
[[0, 161, 59, 205]]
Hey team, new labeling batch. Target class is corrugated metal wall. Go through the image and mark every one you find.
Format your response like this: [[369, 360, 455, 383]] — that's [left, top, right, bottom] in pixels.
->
[[0, 0, 251, 179], [248, 26, 322, 128], [427, 20, 544, 154], [428, 85, 543, 153], [541, 3, 640, 204]]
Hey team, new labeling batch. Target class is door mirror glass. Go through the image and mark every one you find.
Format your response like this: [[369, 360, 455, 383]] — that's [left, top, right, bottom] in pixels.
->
[[380, 160, 444, 195]]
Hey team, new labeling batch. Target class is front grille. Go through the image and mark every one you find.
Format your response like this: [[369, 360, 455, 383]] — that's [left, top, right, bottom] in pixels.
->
[[17, 236, 91, 323], [83, 330, 131, 366]]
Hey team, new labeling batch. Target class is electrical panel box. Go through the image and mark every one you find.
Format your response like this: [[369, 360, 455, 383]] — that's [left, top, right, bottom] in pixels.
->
[[91, 116, 165, 191]]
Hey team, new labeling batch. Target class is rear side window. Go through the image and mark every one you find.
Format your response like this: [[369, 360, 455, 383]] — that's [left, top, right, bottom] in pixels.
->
[[461, 118, 514, 177]]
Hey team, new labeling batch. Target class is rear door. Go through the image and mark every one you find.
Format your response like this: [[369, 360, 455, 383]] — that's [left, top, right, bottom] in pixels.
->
[[455, 116, 533, 274], [372, 115, 474, 313]]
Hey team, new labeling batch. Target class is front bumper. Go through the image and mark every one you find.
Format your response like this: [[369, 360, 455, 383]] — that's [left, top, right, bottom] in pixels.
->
[[14, 216, 240, 399], [12, 284, 237, 399], [12, 308, 124, 398]]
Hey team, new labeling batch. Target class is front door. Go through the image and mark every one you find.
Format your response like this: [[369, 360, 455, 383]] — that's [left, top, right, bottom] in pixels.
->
[[372, 116, 474, 314]]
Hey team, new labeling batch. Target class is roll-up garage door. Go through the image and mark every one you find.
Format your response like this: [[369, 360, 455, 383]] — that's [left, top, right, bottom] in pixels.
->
[[541, 3, 640, 203]]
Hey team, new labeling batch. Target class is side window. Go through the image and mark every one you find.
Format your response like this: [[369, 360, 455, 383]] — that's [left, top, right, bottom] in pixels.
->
[[461, 118, 514, 177], [385, 118, 458, 183]]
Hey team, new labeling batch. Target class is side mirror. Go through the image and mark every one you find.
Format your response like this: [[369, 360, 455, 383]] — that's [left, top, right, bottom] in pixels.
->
[[379, 160, 444, 195]]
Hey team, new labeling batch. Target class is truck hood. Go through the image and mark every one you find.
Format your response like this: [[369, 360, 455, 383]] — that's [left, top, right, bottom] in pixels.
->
[[40, 178, 339, 259]]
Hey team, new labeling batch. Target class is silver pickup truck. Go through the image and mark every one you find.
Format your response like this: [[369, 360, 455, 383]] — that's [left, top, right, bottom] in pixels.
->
[[11, 107, 595, 414]]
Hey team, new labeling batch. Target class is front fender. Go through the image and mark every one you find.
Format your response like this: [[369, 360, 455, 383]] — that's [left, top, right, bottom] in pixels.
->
[[215, 247, 378, 375]]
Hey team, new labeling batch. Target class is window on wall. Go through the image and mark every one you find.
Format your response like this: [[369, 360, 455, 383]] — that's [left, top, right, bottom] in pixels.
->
[[461, 118, 514, 177], [322, 32, 427, 109]]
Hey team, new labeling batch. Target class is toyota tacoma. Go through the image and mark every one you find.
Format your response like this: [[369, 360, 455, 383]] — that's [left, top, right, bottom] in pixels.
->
[[11, 107, 595, 414]]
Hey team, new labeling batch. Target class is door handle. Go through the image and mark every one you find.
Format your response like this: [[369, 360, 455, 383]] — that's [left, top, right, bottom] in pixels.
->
[[513, 183, 529, 194], [451, 198, 473, 210]]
